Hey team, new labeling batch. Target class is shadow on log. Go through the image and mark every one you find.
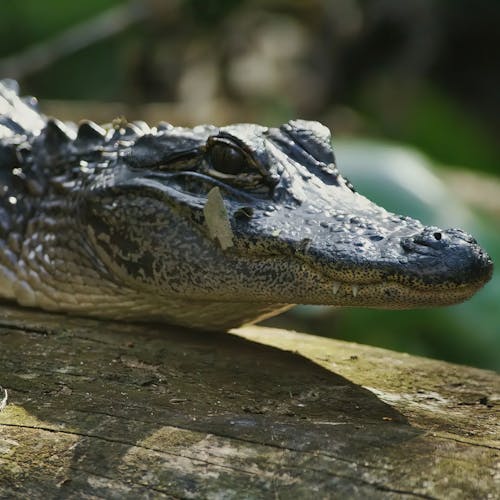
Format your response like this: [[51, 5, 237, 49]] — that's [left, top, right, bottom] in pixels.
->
[[0, 303, 498, 498]]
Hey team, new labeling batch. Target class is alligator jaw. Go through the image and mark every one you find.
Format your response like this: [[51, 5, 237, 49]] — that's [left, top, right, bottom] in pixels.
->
[[325, 279, 491, 308], [212, 247, 493, 310]]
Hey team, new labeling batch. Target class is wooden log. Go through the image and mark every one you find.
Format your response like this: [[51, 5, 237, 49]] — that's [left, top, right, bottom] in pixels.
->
[[0, 303, 498, 498]]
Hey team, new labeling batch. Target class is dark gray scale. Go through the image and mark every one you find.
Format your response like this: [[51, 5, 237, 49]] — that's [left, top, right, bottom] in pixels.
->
[[0, 145, 28, 241], [0, 144, 18, 177], [41, 119, 74, 154], [272, 121, 343, 188], [0, 144, 19, 237], [0, 205, 11, 237], [75, 121, 106, 144], [71, 121, 107, 160], [282, 119, 334, 165]]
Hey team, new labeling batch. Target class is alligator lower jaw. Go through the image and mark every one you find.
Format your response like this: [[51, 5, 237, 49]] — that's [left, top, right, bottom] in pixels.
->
[[321, 279, 486, 308]]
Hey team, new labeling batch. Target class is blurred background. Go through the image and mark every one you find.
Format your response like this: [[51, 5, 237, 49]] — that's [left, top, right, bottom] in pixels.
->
[[1, 0, 498, 370]]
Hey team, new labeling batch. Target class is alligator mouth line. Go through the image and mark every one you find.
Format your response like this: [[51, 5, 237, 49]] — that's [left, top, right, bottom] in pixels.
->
[[330, 280, 470, 297], [326, 278, 485, 307]]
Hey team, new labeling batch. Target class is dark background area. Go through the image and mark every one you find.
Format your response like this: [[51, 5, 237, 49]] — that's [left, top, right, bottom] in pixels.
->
[[1, 0, 499, 369]]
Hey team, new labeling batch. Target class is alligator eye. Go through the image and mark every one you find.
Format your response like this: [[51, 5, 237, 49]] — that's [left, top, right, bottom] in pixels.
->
[[207, 143, 250, 175]]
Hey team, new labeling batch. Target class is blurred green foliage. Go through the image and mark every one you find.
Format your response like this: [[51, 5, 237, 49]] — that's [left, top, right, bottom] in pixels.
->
[[0, 1, 120, 54], [361, 85, 500, 175], [0, 0, 498, 369]]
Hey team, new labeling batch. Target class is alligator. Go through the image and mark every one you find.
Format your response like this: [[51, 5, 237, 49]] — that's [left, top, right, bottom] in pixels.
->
[[0, 80, 493, 330]]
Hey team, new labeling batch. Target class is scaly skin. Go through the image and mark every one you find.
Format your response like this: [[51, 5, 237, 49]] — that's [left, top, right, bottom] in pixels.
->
[[0, 80, 493, 329]]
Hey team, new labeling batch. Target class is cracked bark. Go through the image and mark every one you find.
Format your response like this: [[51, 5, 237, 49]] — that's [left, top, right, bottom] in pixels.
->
[[0, 304, 498, 499]]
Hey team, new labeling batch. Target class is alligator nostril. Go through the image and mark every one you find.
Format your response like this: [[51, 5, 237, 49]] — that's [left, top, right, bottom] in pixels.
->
[[401, 228, 446, 253]]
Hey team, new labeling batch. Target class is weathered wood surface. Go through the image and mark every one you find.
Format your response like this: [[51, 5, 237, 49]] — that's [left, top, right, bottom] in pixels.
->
[[0, 303, 498, 499]]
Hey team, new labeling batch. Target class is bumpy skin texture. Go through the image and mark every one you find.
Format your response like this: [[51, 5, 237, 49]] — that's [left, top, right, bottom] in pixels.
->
[[0, 80, 494, 329]]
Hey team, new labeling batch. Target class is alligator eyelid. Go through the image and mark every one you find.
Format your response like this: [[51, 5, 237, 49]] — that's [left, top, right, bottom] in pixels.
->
[[207, 134, 264, 167], [205, 167, 262, 181], [208, 132, 247, 149]]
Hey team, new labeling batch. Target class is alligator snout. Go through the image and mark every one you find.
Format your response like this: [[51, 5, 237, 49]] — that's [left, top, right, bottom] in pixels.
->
[[401, 227, 493, 286]]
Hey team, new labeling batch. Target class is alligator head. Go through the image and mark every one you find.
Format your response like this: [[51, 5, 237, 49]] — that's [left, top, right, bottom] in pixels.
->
[[0, 82, 493, 329]]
